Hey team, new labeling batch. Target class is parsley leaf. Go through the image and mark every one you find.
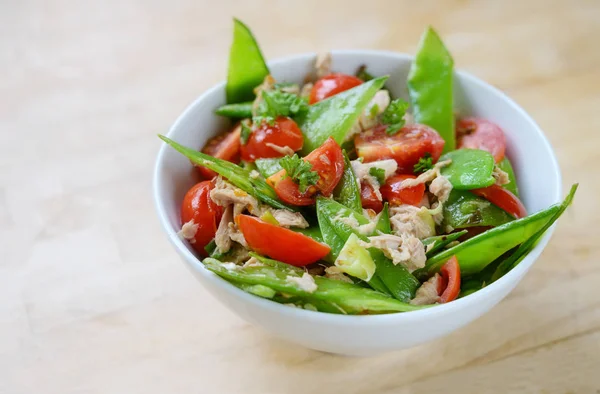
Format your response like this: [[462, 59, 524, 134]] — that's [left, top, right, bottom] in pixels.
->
[[240, 121, 253, 145], [280, 154, 319, 193], [369, 167, 386, 184], [381, 98, 410, 135], [254, 89, 309, 125], [414, 153, 434, 173]]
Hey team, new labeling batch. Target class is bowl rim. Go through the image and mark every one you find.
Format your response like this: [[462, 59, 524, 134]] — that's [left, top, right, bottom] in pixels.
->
[[153, 50, 562, 324]]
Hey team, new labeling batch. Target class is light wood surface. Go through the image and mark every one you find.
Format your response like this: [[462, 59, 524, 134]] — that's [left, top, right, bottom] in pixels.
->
[[2, 1, 599, 392]]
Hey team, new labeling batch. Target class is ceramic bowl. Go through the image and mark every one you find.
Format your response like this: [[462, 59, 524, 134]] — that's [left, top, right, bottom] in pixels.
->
[[153, 51, 561, 356]]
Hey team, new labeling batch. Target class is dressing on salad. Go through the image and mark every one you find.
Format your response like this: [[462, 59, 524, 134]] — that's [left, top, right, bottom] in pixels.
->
[[160, 20, 577, 315]]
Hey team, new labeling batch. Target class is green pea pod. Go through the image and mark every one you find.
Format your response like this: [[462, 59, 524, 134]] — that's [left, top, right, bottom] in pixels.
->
[[417, 200, 565, 277], [332, 151, 362, 213], [215, 101, 253, 118], [235, 283, 277, 299], [203, 257, 426, 314], [375, 203, 391, 234], [440, 149, 495, 190], [316, 198, 420, 301], [407, 26, 455, 152], [298, 76, 388, 154], [443, 189, 513, 229], [226, 19, 270, 104], [490, 184, 578, 282], [255, 158, 283, 178], [497, 157, 519, 197], [423, 230, 468, 258], [158, 135, 294, 211]]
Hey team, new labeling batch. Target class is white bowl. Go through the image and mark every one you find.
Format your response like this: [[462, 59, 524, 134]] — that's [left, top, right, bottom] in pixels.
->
[[153, 51, 561, 356]]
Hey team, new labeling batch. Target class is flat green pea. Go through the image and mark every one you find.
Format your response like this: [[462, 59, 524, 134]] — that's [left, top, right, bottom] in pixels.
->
[[215, 101, 253, 118], [298, 76, 388, 154], [417, 202, 563, 277], [332, 152, 362, 213], [497, 157, 519, 197], [407, 27, 455, 152], [422, 230, 467, 258], [255, 158, 283, 178], [440, 149, 495, 190], [443, 189, 513, 229], [226, 19, 269, 104]]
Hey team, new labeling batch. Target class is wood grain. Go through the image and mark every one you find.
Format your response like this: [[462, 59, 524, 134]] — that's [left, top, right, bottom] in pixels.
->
[[1, 0, 599, 393]]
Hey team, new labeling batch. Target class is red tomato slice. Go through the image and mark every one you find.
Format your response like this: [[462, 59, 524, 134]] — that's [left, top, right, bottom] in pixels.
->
[[355, 124, 445, 173], [309, 73, 363, 104], [456, 117, 506, 163], [236, 214, 331, 266], [196, 125, 241, 179], [240, 116, 304, 162], [380, 174, 426, 206], [180, 181, 223, 256], [471, 184, 527, 219], [267, 137, 344, 206], [360, 183, 383, 213], [438, 256, 460, 303]]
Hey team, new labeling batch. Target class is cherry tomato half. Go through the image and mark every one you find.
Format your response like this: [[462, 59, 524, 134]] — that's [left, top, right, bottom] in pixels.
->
[[355, 124, 445, 174], [456, 117, 506, 163], [267, 137, 344, 206], [360, 182, 383, 213], [240, 116, 304, 162], [438, 256, 461, 303], [471, 184, 527, 219], [236, 214, 331, 266], [380, 174, 426, 206], [180, 181, 223, 256], [197, 125, 241, 179], [309, 73, 363, 104]]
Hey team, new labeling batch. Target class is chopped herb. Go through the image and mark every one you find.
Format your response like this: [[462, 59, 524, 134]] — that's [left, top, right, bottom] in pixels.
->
[[280, 154, 319, 193], [369, 167, 386, 184], [254, 89, 309, 125], [381, 98, 410, 135], [240, 120, 253, 145], [356, 65, 375, 82], [414, 153, 434, 173]]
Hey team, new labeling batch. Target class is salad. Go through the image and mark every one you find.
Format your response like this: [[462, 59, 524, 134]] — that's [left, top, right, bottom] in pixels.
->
[[160, 20, 577, 314]]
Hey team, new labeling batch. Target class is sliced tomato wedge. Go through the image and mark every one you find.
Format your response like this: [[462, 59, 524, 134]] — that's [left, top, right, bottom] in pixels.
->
[[380, 174, 426, 206], [309, 73, 363, 104], [360, 182, 383, 213], [355, 124, 445, 173], [267, 137, 344, 206], [240, 116, 304, 162], [236, 214, 330, 266], [438, 256, 461, 303], [471, 184, 527, 219], [196, 125, 241, 179], [456, 117, 506, 163], [180, 181, 223, 256]]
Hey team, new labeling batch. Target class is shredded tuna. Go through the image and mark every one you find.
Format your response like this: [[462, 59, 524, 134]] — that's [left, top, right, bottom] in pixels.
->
[[315, 52, 332, 79], [410, 274, 441, 305], [243, 257, 264, 267], [351, 158, 397, 201], [280, 84, 300, 95], [324, 266, 354, 283], [265, 143, 295, 156], [178, 220, 199, 243], [333, 212, 377, 235], [300, 82, 313, 98], [390, 205, 435, 239], [493, 165, 510, 186], [367, 233, 427, 272], [286, 273, 318, 293], [215, 205, 233, 253], [221, 262, 241, 271], [210, 176, 260, 216], [398, 159, 452, 189], [346, 90, 391, 141], [228, 222, 248, 247], [270, 209, 309, 228], [418, 194, 430, 208], [429, 175, 453, 204]]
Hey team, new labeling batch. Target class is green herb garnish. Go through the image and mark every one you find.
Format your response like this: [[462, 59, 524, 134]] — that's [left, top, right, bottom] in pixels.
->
[[280, 154, 319, 193], [381, 98, 410, 135], [414, 152, 434, 173], [254, 89, 309, 125], [240, 120, 253, 145], [369, 167, 386, 184]]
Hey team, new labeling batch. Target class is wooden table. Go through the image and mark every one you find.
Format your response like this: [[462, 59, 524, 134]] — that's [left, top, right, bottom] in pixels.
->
[[2, 1, 599, 392]]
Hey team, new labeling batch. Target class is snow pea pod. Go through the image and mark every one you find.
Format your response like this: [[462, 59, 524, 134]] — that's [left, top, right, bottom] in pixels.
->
[[159, 135, 294, 211], [440, 149, 495, 190], [215, 101, 253, 118], [332, 151, 362, 213], [422, 230, 468, 258], [497, 157, 519, 197], [298, 76, 388, 154], [407, 27, 455, 152], [226, 19, 270, 103], [443, 189, 513, 229], [255, 158, 283, 178], [418, 202, 564, 277], [203, 257, 427, 314]]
